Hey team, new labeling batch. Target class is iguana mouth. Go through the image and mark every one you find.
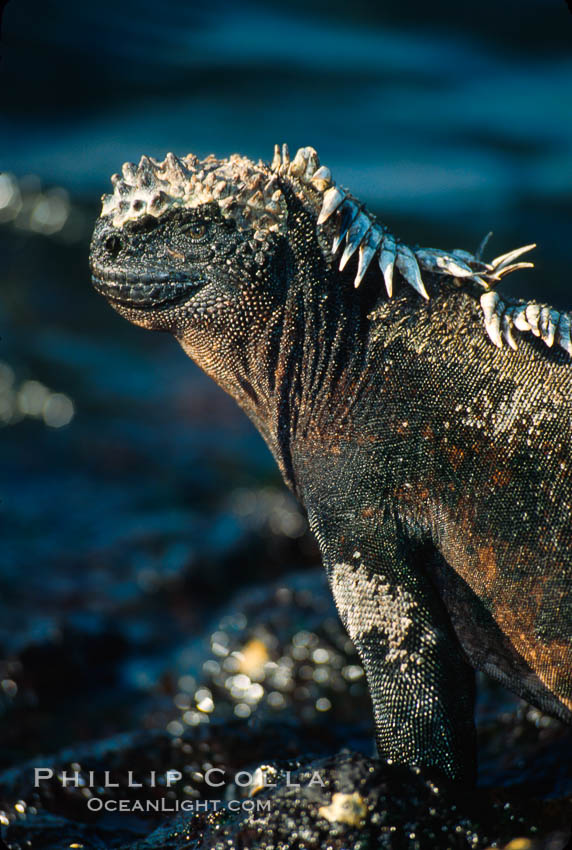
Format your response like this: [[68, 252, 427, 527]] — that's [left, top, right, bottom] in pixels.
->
[[91, 268, 202, 309]]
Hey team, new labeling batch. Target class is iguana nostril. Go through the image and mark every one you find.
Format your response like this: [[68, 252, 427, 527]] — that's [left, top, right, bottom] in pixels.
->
[[103, 234, 122, 257]]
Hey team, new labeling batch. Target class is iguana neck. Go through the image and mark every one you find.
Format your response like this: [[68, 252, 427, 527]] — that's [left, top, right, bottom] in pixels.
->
[[181, 242, 369, 495]]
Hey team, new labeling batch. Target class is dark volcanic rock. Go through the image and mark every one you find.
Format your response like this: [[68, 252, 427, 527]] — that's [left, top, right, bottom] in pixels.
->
[[128, 753, 572, 850]]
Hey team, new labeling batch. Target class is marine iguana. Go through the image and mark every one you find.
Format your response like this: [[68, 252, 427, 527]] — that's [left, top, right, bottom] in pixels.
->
[[89, 144, 572, 784]]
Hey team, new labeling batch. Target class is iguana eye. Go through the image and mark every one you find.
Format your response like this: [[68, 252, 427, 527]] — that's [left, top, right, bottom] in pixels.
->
[[182, 221, 207, 240], [103, 233, 123, 257]]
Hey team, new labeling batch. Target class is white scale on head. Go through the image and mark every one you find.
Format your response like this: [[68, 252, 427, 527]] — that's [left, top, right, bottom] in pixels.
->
[[101, 151, 288, 236], [100, 144, 571, 357]]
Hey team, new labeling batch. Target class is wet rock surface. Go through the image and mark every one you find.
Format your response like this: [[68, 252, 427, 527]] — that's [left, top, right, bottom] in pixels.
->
[[0, 555, 571, 848], [133, 755, 572, 850]]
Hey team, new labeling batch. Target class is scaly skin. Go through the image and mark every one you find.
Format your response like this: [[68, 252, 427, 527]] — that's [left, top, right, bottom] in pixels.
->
[[89, 145, 572, 785]]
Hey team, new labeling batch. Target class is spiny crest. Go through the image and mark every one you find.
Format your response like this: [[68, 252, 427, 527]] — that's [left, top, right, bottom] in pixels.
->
[[271, 143, 535, 297], [480, 292, 571, 356], [101, 152, 287, 234], [272, 143, 570, 357], [100, 144, 570, 357]]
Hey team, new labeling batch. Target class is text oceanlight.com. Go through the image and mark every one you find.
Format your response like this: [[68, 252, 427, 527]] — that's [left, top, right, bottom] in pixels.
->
[[86, 798, 271, 813]]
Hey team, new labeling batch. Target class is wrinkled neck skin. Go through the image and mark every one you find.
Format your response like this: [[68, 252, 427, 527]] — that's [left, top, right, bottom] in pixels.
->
[[178, 213, 371, 496]]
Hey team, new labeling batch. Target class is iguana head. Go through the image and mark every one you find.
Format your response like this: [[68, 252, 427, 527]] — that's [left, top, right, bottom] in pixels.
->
[[90, 151, 285, 328], [89, 145, 440, 334], [90, 151, 294, 418]]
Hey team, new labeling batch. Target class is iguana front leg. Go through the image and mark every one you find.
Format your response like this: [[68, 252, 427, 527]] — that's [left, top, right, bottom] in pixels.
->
[[309, 510, 477, 785]]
